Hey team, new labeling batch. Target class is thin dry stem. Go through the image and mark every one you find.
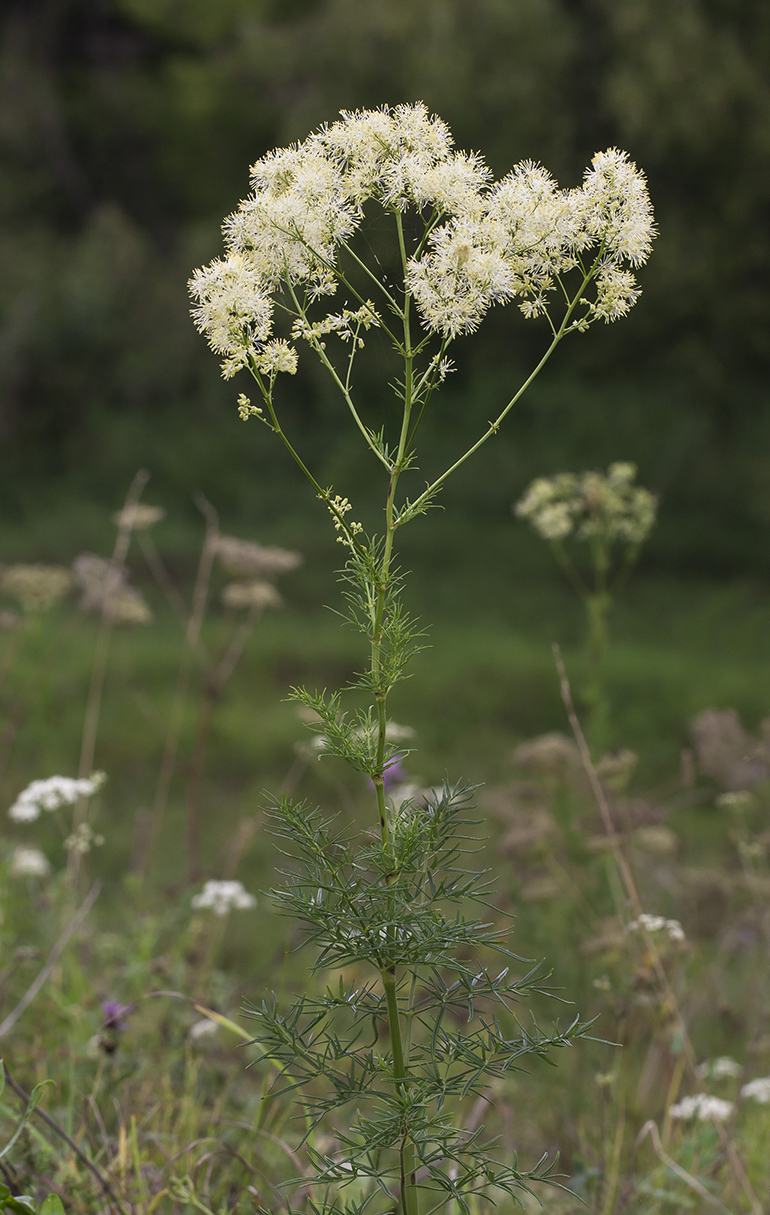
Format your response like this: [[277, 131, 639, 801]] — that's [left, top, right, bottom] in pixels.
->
[[0, 882, 100, 1039], [69, 469, 150, 883]]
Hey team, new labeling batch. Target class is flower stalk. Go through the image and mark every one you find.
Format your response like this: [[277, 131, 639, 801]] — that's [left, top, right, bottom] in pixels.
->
[[190, 103, 655, 1214]]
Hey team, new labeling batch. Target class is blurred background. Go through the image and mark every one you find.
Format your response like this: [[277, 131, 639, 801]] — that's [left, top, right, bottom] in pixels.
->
[[2, 0, 770, 798], [3, 8, 770, 1203], [2, 0, 769, 566]]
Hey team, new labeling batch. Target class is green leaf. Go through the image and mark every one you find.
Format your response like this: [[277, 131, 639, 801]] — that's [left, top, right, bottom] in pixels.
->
[[3, 1196, 37, 1215], [41, 1196, 66, 1215]]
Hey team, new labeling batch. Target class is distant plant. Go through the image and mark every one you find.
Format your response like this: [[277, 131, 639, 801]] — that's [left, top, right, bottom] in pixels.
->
[[190, 103, 654, 1214], [516, 461, 657, 752]]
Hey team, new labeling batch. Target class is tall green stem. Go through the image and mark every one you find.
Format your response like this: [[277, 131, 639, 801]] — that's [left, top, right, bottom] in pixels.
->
[[371, 209, 420, 1215]]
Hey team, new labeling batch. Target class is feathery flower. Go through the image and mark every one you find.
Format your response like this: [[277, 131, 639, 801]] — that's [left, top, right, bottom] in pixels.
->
[[190, 105, 654, 366]]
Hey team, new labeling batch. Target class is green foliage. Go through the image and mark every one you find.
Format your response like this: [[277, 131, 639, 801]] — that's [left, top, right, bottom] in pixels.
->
[[246, 785, 592, 1210]]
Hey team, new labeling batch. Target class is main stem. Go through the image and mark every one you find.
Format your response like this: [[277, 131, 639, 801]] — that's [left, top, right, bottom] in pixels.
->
[[374, 210, 420, 1215]]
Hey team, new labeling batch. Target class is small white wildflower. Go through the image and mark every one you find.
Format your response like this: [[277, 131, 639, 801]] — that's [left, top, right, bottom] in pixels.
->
[[72, 553, 152, 624], [0, 564, 74, 612], [215, 535, 302, 579], [627, 913, 685, 944], [10, 846, 51, 877], [716, 791, 754, 812], [189, 253, 275, 379], [516, 463, 656, 548], [9, 772, 106, 823], [103, 586, 152, 626], [221, 580, 282, 611], [112, 504, 165, 530], [385, 721, 416, 742], [64, 823, 105, 855], [254, 339, 298, 376], [669, 1094, 734, 1122], [189, 1018, 220, 1041], [740, 1077, 770, 1104], [577, 148, 656, 267], [191, 879, 257, 917], [697, 1057, 742, 1081]]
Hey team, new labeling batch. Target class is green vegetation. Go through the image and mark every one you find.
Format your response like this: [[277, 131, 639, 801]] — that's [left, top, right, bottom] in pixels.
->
[[1, 487, 769, 1213]]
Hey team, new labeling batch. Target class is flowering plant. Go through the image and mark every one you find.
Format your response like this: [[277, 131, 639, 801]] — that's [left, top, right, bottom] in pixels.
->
[[516, 462, 657, 751], [190, 104, 654, 1215]]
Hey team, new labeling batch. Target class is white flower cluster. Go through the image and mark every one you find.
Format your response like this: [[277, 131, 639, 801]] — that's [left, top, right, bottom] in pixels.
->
[[669, 1093, 734, 1122], [64, 822, 105, 855], [516, 462, 657, 545], [10, 846, 51, 877], [697, 1056, 742, 1080], [191, 879, 256, 916], [0, 564, 73, 612], [8, 773, 106, 823], [627, 913, 685, 944], [741, 1077, 770, 1104], [190, 104, 654, 374]]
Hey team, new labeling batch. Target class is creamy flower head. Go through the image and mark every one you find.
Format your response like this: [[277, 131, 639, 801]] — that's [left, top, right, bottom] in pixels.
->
[[214, 535, 302, 579], [113, 504, 165, 531], [72, 553, 152, 625], [221, 580, 282, 611], [192, 879, 256, 916], [0, 564, 73, 612], [516, 462, 657, 547], [190, 104, 654, 366], [11, 846, 51, 877]]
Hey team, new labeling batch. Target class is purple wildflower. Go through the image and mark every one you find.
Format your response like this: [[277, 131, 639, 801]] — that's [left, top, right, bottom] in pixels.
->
[[101, 1000, 134, 1032], [383, 755, 409, 790]]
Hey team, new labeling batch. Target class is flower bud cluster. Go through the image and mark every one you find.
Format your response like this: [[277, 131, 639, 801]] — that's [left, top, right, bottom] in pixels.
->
[[516, 462, 657, 545], [190, 104, 654, 374]]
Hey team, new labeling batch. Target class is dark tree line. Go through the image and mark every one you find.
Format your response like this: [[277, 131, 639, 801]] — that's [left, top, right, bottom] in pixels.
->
[[1, 0, 769, 568]]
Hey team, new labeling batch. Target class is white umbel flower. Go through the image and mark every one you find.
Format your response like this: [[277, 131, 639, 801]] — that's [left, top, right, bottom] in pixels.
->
[[669, 1094, 734, 1122], [515, 463, 657, 547], [11, 846, 51, 876], [627, 913, 685, 944], [191, 879, 257, 916], [9, 773, 106, 823], [697, 1057, 742, 1080], [740, 1077, 770, 1104]]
